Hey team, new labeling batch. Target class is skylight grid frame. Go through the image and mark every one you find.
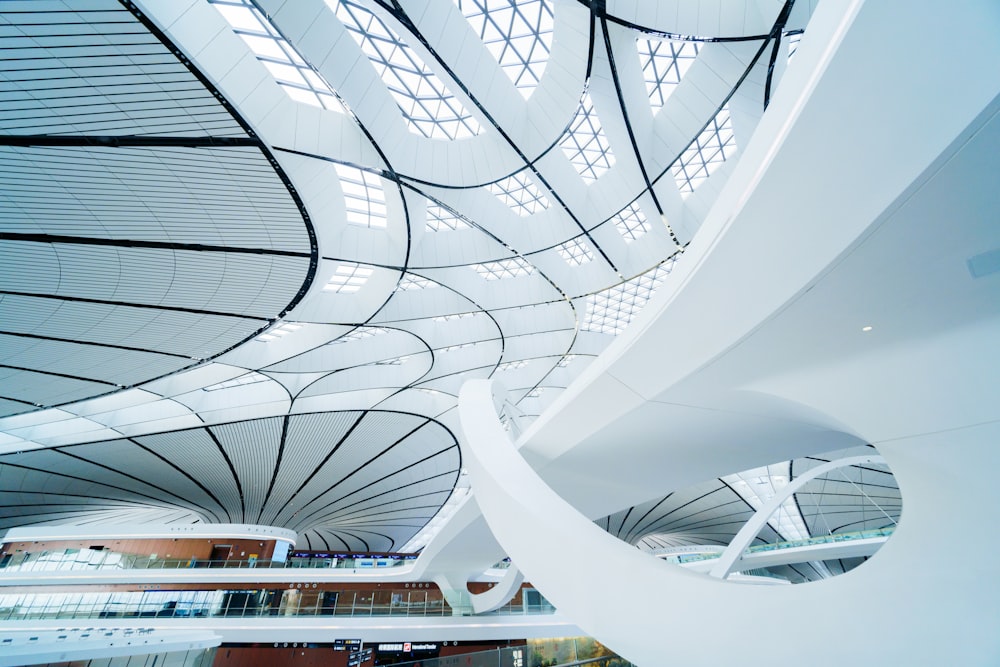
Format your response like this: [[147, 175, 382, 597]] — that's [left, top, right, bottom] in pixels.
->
[[324, 262, 374, 292], [582, 261, 674, 335], [637, 37, 701, 110], [671, 106, 737, 197], [473, 257, 534, 280], [399, 274, 437, 290], [210, 0, 347, 113], [558, 238, 595, 266], [455, 0, 554, 97], [486, 172, 549, 216], [426, 203, 470, 231], [332, 0, 482, 140], [612, 202, 651, 243], [559, 93, 615, 183], [334, 164, 388, 228]]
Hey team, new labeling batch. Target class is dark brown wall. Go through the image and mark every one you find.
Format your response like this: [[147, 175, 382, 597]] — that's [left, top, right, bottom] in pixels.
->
[[1, 537, 277, 561]]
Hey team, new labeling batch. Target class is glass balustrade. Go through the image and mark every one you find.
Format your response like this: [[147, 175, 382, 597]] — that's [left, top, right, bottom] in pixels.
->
[[0, 549, 416, 573], [660, 526, 895, 564], [0, 587, 555, 622]]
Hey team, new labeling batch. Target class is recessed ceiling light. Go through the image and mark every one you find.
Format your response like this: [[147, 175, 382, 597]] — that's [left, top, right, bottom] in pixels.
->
[[862, 325, 873, 332]]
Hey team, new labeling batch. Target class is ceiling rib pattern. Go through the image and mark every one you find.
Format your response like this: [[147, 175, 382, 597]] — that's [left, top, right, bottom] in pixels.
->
[[0, 0, 821, 552], [0, 411, 459, 551], [0, 0, 316, 417]]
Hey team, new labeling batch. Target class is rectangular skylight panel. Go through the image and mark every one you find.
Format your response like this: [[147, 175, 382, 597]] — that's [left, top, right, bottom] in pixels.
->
[[212, 3, 263, 32], [211, 0, 347, 114], [332, 0, 481, 140], [335, 165, 388, 228], [324, 262, 374, 292], [262, 61, 307, 86]]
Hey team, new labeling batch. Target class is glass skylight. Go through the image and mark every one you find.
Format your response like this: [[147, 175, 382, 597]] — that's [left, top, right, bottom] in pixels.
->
[[557, 238, 595, 266], [487, 172, 549, 216], [324, 262, 374, 293], [330, 0, 482, 140], [210, 0, 347, 113], [203, 372, 270, 391], [426, 203, 470, 231], [334, 164, 387, 228], [455, 0, 554, 98], [611, 201, 651, 243], [398, 274, 436, 290], [672, 106, 737, 197], [329, 326, 388, 344], [636, 37, 700, 110], [473, 257, 534, 280], [433, 312, 476, 322], [559, 93, 615, 182], [582, 259, 675, 335], [256, 321, 301, 342]]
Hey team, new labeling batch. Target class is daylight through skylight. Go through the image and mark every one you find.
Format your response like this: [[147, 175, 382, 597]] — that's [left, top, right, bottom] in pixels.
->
[[671, 106, 737, 197], [582, 260, 676, 335], [331, 0, 482, 140], [210, 0, 347, 113], [426, 203, 470, 231], [557, 238, 595, 266], [473, 257, 534, 280], [487, 172, 549, 216], [637, 37, 700, 110], [456, 0, 554, 98], [399, 274, 437, 290], [335, 164, 387, 228], [612, 202, 651, 243], [324, 262, 374, 293], [559, 93, 615, 182]]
